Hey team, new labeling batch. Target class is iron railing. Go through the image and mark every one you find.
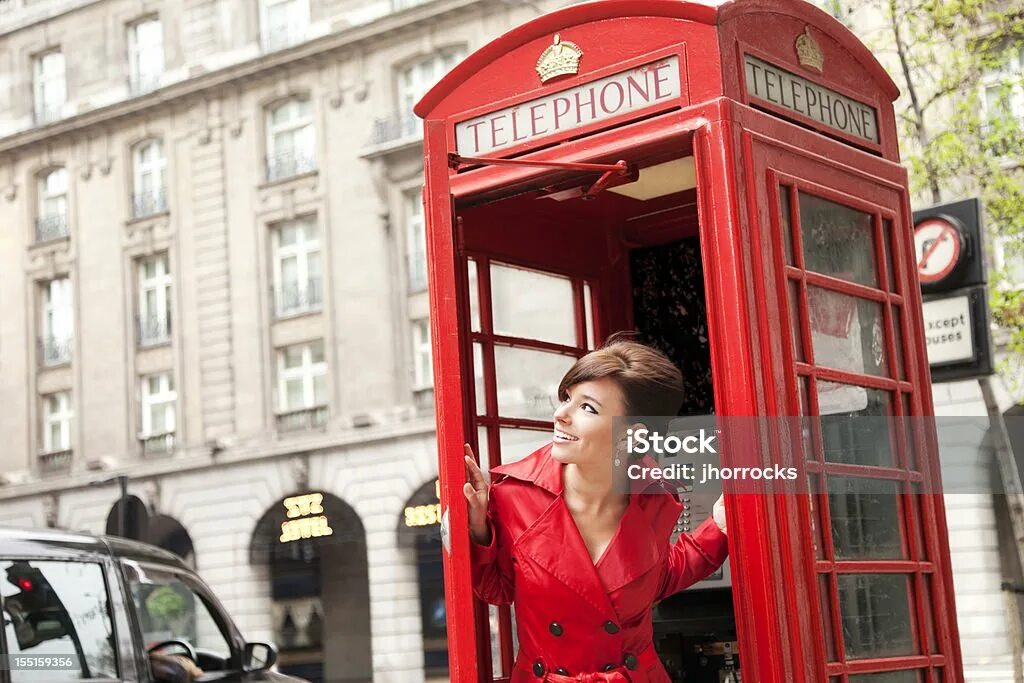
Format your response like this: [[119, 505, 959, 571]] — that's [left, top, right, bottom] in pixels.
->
[[38, 335, 72, 366], [265, 149, 316, 182], [262, 27, 304, 52], [132, 188, 168, 218], [140, 432, 175, 457], [35, 213, 69, 242], [370, 111, 420, 146], [38, 448, 72, 475], [274, 277, 323, 317], [136, 313, 171, 347], [276, 405, 328, 433], [129, 73, 162, 95]]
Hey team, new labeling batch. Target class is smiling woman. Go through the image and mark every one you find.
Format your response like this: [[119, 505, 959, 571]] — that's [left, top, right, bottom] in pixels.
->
[[462, 336, 728, 683]]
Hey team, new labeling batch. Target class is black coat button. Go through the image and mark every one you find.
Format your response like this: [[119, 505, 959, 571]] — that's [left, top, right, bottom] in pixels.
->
[[603, 663, 616, 672], [533, 659, 545, 677], [624, 654, 638, 670], [549, 622, 563, 637], [556, 668, 569, 676], [603, 620, 620, 634]]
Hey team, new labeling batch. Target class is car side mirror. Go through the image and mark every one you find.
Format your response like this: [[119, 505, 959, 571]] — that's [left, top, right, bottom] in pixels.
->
[[243, 642, 277, 672]]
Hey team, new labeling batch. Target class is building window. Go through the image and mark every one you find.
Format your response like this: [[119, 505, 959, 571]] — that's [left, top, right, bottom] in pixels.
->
[[983, 45, 1024, 123], [406, 190, 427, 292], [265, 98, 315, 182], [276, 340, 327, 431], [132, 139, 168, 217], [39, 277, 73, 366], [412, 319, 433, 391], [36, 167, 69, 242], [273, 217, 322, 317], [137, 254, 172, 346], [996, 235, 1024, 290], [42, 391, 73, 454], [34, 49, 66, 125], [140, 373, 176, 456], [128, 17, 164, 94], [371, 47, 463, 145], [261, 0, 310, 52]]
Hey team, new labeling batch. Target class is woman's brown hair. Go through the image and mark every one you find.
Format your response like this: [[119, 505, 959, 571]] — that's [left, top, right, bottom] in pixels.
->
[[557, 333, 683, 417]]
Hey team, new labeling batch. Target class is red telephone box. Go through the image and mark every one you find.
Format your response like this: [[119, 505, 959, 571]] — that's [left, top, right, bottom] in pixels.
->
[[415, 0, 964, 681]]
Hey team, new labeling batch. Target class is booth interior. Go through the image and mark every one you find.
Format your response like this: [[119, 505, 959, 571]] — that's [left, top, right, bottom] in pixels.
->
[[456, 139, 740, 682]]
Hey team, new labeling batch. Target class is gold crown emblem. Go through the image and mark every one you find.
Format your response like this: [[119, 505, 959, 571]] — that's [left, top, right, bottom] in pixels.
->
[[795, 27, 824, 72], [536, 34, 583, 83]]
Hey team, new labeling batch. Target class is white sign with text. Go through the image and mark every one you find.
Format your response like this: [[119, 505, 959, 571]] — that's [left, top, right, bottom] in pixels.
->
[[923, 295, 974, 364], [455, 56, 682, 156]]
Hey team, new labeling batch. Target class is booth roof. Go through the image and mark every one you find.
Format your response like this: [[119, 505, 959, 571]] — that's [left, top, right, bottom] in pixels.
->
[[414, 0, 899, 120]]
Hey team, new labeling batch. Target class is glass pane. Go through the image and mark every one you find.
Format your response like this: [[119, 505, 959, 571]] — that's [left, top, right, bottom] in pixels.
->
[[827, 477, 904, 559], [278, 224, 298, 247], [892, 307, 905, 380], [789, 279, 805, 362], [493, 346, 575, 420], [809, 477, 826, 559], [780, 185, 794, 265], [807, 286, 887, 377], [153, 404, 168, 434], [309, 340, 324, 364], [474, 343, 487, 416], [282, 346, 303, 369], [468, 260, 481, 334], [849, 671, 920, 683], [818, 385, 894, 466], [499, 428, 552, 467], [910, 483, 928, 561], [883, 218, 897, 293], [491, 264, 575, 345], [819, 573, 836, 660], [0, 560, 118, 680], [799, 192, 878, 287], [488, 604, 504, 677], [285, 378, 304, 409], [583, 282, 595, 350], [313, 375, 326, 405], [837, 574, 915, 659], [477, 426, 491, 475], [921, 574, 937, 655], [902, 395, 918, 470], [281, 256, 299, 286]]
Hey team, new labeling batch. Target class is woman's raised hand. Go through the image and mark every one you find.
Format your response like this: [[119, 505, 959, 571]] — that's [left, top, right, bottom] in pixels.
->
[[464, 443, 492, 546]]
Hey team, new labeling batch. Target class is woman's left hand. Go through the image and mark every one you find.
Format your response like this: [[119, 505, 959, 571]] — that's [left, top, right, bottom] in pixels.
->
[[713, 494, 727, 534]]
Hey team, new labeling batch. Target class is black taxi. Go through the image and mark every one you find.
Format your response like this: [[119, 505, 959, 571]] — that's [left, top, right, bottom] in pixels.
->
[[0, 527, 306, 682]]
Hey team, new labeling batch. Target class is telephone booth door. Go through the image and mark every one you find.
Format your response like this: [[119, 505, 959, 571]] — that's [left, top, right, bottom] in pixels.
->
[[416, 1, 965, 681]]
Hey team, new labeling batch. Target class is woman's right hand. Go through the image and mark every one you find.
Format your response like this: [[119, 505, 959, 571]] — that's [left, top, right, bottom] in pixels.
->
[[463, 443, 491, 546]]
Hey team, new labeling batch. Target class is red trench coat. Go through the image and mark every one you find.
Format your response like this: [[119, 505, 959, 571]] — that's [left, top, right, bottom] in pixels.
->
[[471, 444, 729, 683]]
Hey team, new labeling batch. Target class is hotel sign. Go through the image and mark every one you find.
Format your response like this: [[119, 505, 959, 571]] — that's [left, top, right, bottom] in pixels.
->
[[455, 55, 682, 155], [279, 492, 334, 543], [743, 54, 879, 144]]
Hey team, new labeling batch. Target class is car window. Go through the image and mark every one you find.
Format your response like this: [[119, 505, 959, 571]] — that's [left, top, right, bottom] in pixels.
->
[[122, 562, 231, 662], [0, 559, 119, 681]]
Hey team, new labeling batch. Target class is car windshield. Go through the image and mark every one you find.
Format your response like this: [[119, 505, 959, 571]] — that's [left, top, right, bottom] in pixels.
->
[[122, 562, 231, 662]]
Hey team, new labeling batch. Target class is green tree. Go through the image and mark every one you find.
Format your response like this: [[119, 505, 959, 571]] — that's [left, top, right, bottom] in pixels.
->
[[819, 0, 1024, 394]]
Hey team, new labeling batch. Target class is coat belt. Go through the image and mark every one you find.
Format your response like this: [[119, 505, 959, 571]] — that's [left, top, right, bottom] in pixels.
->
[[543, 667, 632, 682]]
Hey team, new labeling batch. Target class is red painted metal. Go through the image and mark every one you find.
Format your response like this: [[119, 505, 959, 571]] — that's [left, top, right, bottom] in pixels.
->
[[416, 0, 964, 681]]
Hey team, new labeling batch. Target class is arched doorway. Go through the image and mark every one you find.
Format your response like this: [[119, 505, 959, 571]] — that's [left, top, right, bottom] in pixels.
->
[[250, 491, 371, 683], [105, 496, 196, 568], [398, 479, 448, 681]]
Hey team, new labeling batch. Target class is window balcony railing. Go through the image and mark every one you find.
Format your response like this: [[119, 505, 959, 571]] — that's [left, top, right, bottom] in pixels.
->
[[274, 277, 323, 317], [38, 335, 72, 366], [265, 149, 316, 182], [34, 104, 64, 126], [132, 188, 168, 218], [276, 405, 328, 433], [35, 213, 69, 242], [393, 0, 430, 9], [140, 432, 175, 457], [980, 120, 1023, 159], [38, 448, 72, 475], [370, 111, 420, 146], [136, 314, 172, 347]]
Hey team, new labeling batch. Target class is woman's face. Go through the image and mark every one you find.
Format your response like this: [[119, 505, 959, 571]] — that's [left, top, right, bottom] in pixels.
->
[[550, 378, 628, 466]]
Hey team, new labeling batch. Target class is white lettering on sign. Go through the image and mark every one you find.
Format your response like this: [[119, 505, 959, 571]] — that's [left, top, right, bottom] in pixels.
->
[[923, 296, 974, 364], [743, 54, 879, 144], [455, 56, 682, 155]]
